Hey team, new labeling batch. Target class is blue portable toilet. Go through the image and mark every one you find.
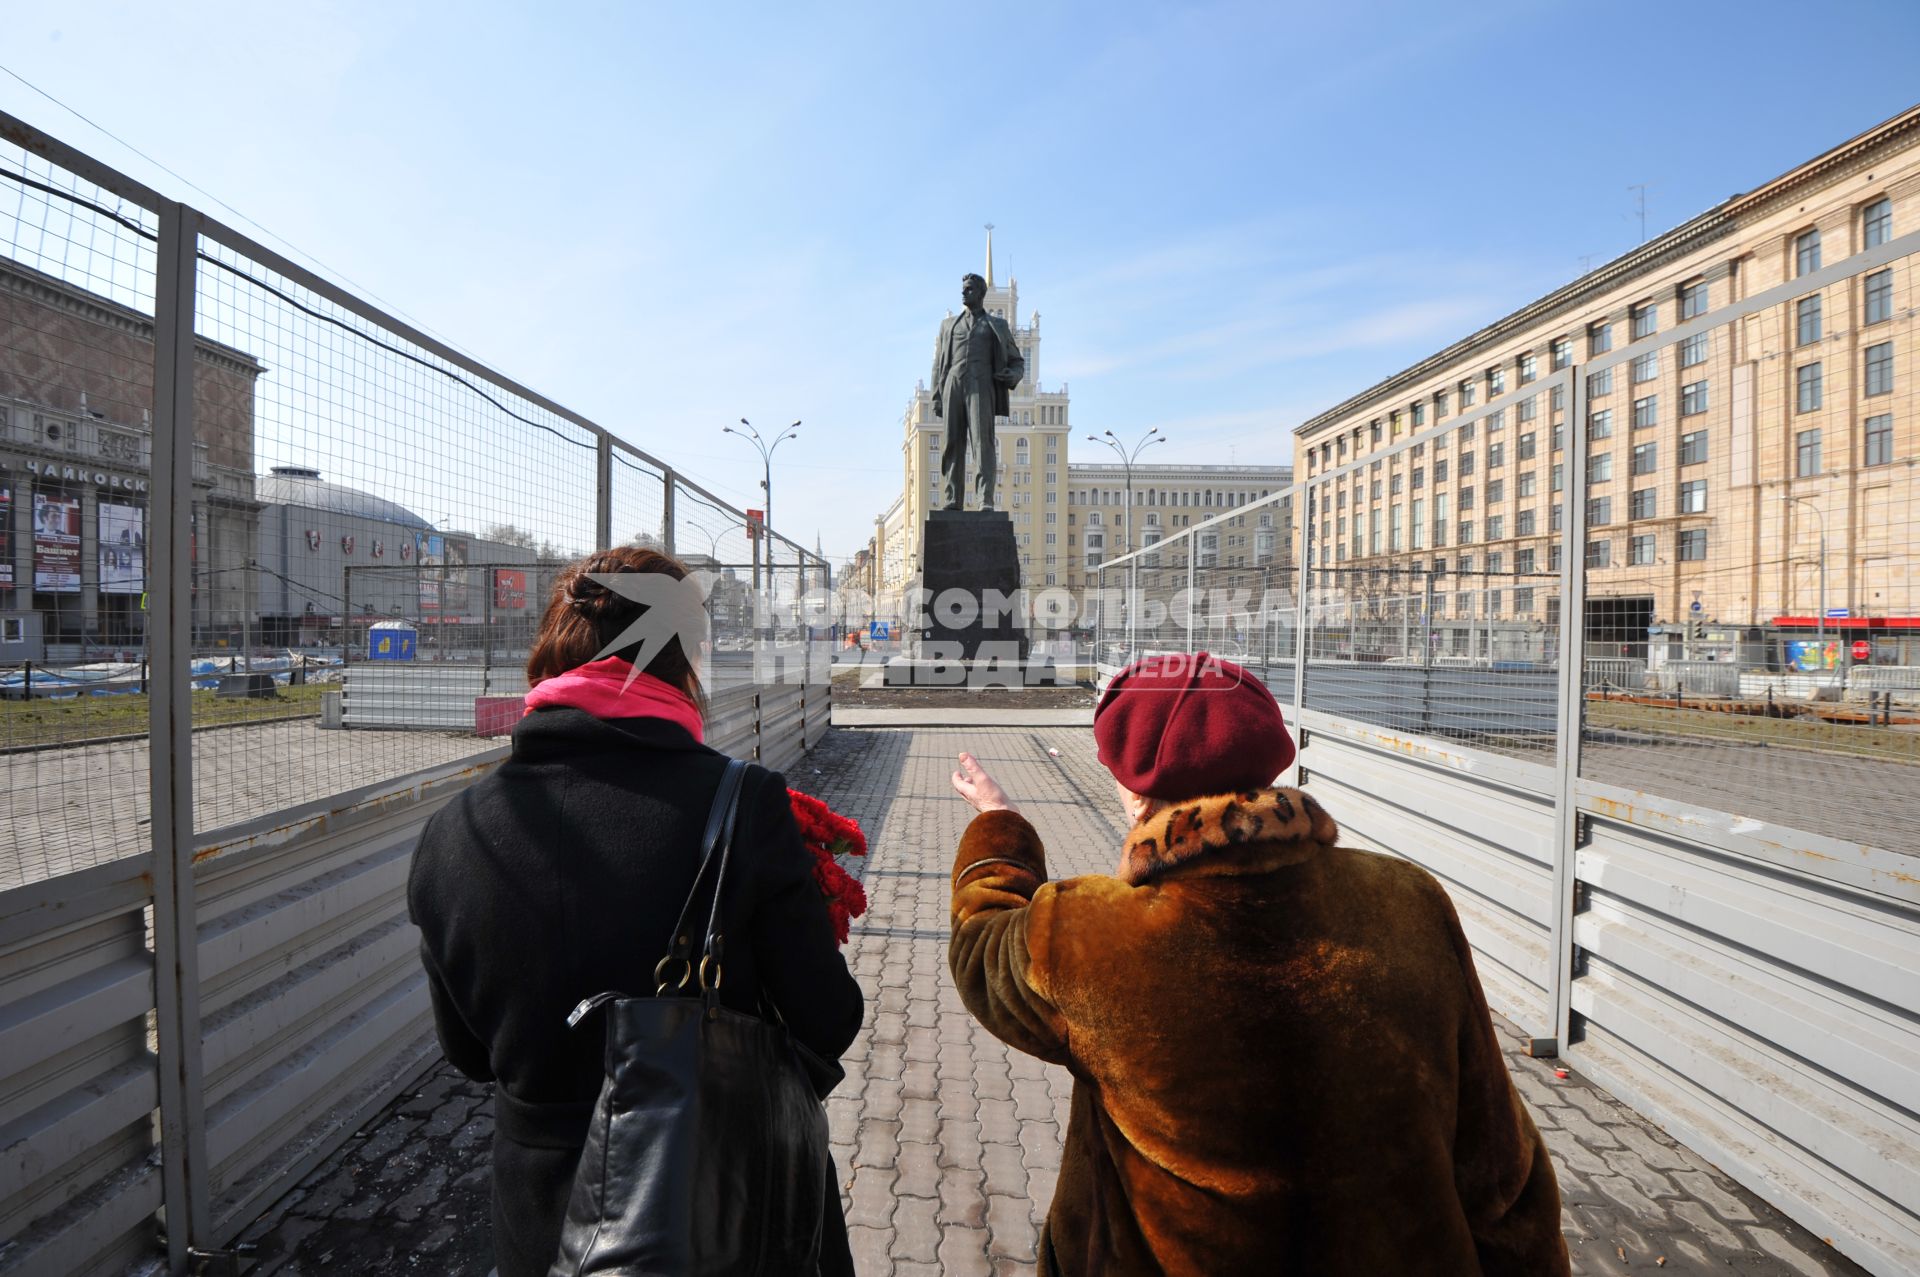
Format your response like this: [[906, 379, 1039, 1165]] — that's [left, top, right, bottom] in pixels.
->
[[367, 620, 417, 661]]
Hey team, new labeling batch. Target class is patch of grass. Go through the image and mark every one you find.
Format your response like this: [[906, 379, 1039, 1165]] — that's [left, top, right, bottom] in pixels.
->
[[0, 683, 329, 749], [1585, 698, 1920, 764]]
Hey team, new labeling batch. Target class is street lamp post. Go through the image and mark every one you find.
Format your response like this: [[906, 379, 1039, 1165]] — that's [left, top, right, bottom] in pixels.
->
[[723, 418, 800, 533], [1782, 493, 1828, 647], [1086, 428, 1167, 661]]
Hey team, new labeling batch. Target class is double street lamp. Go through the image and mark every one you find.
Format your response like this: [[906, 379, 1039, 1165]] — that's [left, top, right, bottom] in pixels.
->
[[723, 418, 801, 534], [1085, 428, 1167, 661], [1085, 427, 1166, 555]]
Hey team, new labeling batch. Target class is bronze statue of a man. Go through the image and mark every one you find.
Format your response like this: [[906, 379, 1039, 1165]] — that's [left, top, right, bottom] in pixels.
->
[[930, 273, 1025, 511]]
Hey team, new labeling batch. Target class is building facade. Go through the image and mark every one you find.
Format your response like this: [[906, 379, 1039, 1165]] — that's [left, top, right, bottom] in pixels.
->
[[0, 257, 263, 657], [1293, 106, 1920, 664]]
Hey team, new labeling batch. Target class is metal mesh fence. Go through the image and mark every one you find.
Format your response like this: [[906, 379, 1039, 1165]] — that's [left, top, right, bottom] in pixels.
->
[[0, 123, 832, 888], [1573, 238, 1920, 853], [0, 135, 163, 887]]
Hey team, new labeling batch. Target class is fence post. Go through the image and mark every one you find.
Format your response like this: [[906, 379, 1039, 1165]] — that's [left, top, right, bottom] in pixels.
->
[[1185, 537, 1196, 655], [1292, 484, 1311, 722], [595, 433, 612, 550], [1544, 364, 1593, 1058], [661, 471, 677, 557], [150, 198, 211, 1270]]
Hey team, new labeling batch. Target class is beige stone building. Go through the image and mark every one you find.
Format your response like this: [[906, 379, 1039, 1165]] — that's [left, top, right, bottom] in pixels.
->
[[1293, 106, 1920, 663]]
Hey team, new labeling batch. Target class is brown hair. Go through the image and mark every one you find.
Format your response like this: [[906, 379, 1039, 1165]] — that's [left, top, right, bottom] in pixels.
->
[[526, 547, 704, 710]]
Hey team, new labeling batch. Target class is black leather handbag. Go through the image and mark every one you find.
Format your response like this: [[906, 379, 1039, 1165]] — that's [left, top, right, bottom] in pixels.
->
[[549, 759, 833, 1276]]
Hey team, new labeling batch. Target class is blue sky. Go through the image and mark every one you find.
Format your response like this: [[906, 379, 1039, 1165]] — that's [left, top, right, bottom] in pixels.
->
[[2, 0, 1917, 562]]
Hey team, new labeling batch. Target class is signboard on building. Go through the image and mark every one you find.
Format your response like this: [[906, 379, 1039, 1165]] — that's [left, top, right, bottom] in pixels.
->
[[1786, 639, 1840, 673], [494, 568, 528, 609], [98, 501, 145, 594], [0, 484, 11, 590], [442, 536, 470, 612], [32, 492, 81, 591]]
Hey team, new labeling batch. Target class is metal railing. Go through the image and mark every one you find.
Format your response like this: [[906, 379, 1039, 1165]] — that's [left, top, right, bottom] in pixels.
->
[[0, 110, 831, 1275]]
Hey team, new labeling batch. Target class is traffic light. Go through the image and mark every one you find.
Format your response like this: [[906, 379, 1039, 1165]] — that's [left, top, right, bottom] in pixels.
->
[[1688, 618, 1705, 641]]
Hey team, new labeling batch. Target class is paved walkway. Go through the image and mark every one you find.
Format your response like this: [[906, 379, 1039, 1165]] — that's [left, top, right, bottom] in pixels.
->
[[236, 725, 1865, 1276]]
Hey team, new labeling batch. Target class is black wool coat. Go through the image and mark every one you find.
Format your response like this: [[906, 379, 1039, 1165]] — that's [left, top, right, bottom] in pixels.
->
[[407, 708, 866, 1277]]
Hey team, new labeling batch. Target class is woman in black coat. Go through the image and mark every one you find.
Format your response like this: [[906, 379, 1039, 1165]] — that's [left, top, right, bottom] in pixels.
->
[[408, 547, 865, 1277]]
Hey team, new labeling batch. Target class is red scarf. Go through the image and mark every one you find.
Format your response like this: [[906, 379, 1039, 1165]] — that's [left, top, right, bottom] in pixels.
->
[[522, 656, 704, 742]]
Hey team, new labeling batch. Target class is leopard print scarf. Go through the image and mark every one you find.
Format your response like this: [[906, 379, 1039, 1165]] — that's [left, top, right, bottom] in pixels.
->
[[1118, 788, 1340, 885]]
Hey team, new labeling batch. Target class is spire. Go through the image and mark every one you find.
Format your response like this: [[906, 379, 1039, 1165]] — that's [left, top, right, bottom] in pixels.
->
[[984, 222, 995, 287]]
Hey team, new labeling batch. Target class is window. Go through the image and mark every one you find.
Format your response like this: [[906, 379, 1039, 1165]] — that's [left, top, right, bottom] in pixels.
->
[[1551, 462, 1564, 492], [1865, 342, 1894, 396], [1796, 427, 1822, 476], [1517, 509, 1536, 536], [1486, 514, 1504, 540], [1411, 402, 1425, 427], [1631, 303, 1657, 339], [1487, 441, 1506, 468], [1630, 534, 1656, 565], [1679, 429, 1708, 465], [1391, 472, 1404, 495], [2, 618, 21, 643], [1633, 394, 1658, 429], [1864, 268, 1893, 325], [1587, 496, 1613, 527], [1679, 279, 1708, 320], [1589, 322, 1613, 356], [1680, 332, 1709, 367], [1519, 352, 1538, 383], [1590, 366, 1614, 397], [1631, 351, 1659, 383], [1631, 487, 1657, 520], [1865, 413, 1893, 466], [1550, 544, 1564, 572], [1459, 451, 1475, 476], [1589, 452, 1613, 484], [1863, 197, 1892, 248], [1551, 383, 1567, 412], [1796, 362, 1822, 413], [1513, 587, 1535, 614], [1411, 500, 1424, 550], [1459, 485, 1475, 510], [1459, 379, 1475, 407], [1517, 394, 1537, 423], [1371, 420, 1383, 444], [1632, 442, 1657, 475], [1551, 337, 1571, 370], [1678, 529, 1708, 562], [1487, 408, 1505, 433], [1588, 409, 1613, 440], [1487, 554, 1503, 576], [1518, 432, 1537, 460], [1371, 479, 1383, 500], [1487, 478, 1505, 503], [1795, 228, 1822, 277], [1518, 471, 1537, 497], [1796, 295, 1822, 346], [1679, 479, 1707, 513], [1551, 504, 1564, 532], [1487, 366, 1505, 395], [1586, 539, 1612, 568], [1458, 521, 1474, 544], [1681, 380, 1710, 415]]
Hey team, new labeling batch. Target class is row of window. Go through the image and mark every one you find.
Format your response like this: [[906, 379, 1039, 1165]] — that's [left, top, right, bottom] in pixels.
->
[[1794, 342, 1897, 411], [1307, 195, 1897, 479]]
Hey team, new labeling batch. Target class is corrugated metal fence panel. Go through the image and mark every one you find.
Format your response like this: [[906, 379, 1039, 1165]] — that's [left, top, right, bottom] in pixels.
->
[[706, 686, 759, 760], [1301, 663, 1559, 739], [1652, 661, 1741, 697], [0, 858, 162, 1277], [189, 757, 503, 1243], [1568, 779, 1920, 1277], [341, 663, 528, 730], [803, 678, 831, 750], [1296, 710, 1558, 1040], [759, 684, 806, 775]]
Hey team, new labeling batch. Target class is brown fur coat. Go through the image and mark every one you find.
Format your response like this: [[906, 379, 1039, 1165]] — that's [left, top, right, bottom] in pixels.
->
[[949, 788, 1568, 1276]]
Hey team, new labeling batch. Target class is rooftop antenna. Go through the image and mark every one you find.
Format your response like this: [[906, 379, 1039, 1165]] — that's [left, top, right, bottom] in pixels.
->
[[1627, 183, 1650, 243], [1577, 253, 1597, 274]]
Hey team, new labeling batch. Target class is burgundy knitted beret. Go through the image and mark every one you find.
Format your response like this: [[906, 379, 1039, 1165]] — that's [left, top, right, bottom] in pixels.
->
[[1093, 653, 1295, 800]]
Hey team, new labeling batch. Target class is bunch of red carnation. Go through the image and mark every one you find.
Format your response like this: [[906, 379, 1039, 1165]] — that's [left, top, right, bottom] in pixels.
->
[[787, 789, 868, 945]]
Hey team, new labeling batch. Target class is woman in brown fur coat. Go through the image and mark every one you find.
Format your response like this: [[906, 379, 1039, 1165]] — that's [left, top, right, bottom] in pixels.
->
[[947, 653, 1569, 1276]]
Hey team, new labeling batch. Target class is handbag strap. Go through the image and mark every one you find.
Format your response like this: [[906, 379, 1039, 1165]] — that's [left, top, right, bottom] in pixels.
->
[[653, 757, 749, 998]]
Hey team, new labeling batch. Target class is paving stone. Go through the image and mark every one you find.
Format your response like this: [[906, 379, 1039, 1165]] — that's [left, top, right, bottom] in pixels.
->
[[894, 1140, 941, 1198], [936, 1223, 994, 1277]]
